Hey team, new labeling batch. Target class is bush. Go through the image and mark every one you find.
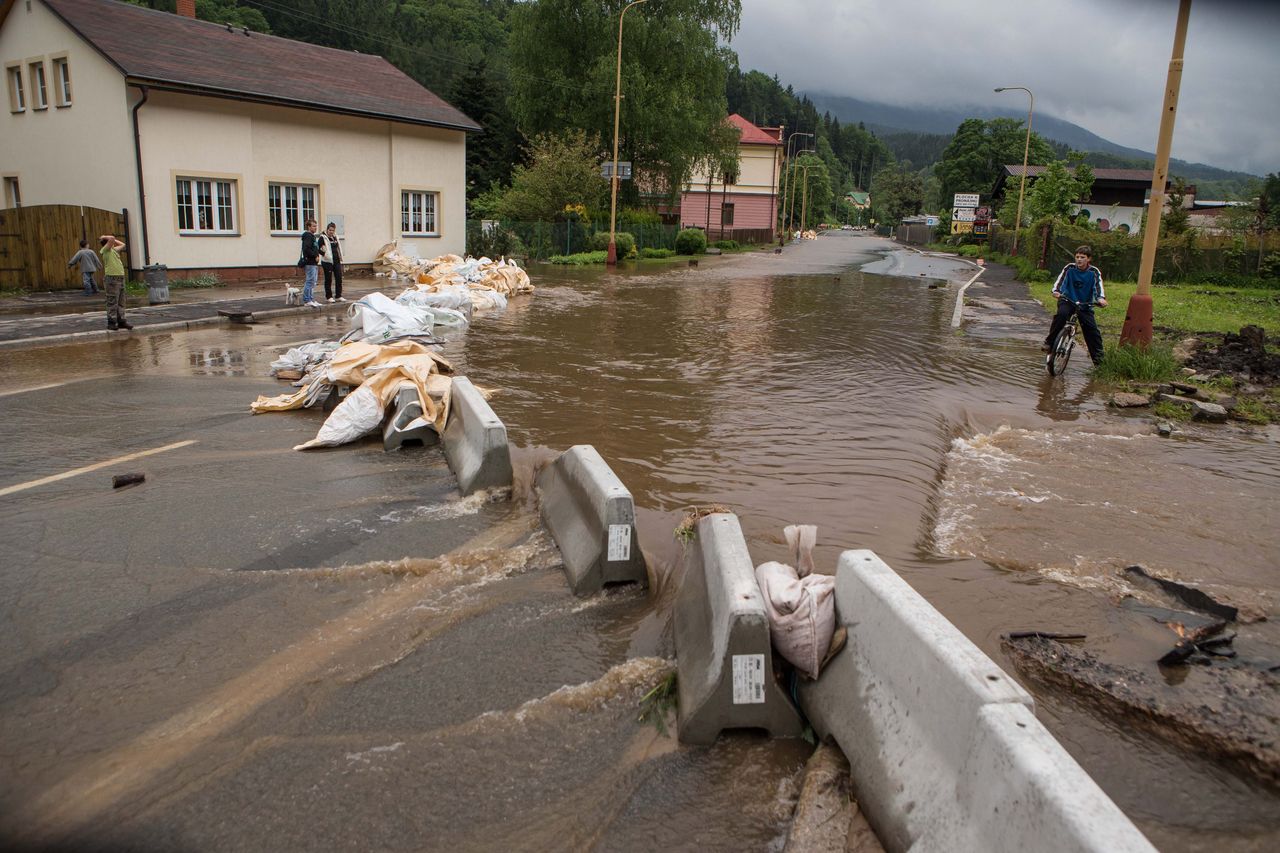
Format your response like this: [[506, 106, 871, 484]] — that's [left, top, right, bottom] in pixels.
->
[[169, 273, 220, 289], [712, 239, 740, 251], [547, 250, 608, 265], [589, 230, 636, 257], [640, 247, 675, 259], [675, 228, 707, 255]]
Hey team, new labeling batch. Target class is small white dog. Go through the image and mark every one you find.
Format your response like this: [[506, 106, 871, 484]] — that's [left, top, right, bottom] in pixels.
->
[[284, 284, 301, 305]]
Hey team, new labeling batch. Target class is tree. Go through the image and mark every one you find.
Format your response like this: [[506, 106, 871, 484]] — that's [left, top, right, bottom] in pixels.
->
[[870, 164, 925, 225], [507, 1, 742, 204], [451, 60, 525, 215], [935, 118, 1054, 210], [1022, 158, 1094, 224], [492, 130, 608, 222], [1163, 177, 1191, 237]]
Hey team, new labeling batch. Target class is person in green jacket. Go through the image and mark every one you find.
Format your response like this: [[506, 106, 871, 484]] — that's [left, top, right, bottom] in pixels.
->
[[99, 234, 132, 330]]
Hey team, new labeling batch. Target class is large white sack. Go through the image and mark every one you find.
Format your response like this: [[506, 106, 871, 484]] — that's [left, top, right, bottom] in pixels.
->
[[754, 524, 836, 680], [294, 385, 383, 450], [347, 292, 434, 343], [396, 285, 471, 312]]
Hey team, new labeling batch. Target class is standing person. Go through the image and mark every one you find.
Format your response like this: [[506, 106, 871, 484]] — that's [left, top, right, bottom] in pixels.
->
[[1042, 245, 1108, 364], [299, 218, 321, 307], [319, 221, 345, 303], [99, 234, 132, 330], [67, 239, 101, 296]]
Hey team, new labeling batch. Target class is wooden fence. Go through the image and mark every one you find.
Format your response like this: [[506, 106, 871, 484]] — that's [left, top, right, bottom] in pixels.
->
[[0, 204, 129, 291]]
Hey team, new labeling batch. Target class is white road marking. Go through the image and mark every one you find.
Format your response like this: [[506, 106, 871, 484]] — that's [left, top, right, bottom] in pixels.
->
[[0, 440, 198, 498], [0, 379, 91, 398], [952, 268, 986, 328]]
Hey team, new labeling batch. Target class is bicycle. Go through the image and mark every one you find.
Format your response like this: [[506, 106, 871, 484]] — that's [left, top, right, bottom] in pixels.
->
[[1045, 299, 1102, 376]]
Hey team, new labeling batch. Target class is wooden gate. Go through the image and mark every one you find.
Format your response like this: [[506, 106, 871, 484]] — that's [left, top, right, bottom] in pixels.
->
[[0, 205, 128, 291]]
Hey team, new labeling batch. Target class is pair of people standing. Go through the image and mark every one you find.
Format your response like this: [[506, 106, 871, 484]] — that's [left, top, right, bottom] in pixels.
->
[[69, 235, 131, 330], [298, 219, 344, 308]]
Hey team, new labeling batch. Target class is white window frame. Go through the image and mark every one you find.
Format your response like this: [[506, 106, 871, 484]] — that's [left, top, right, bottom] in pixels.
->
[[6, 65, 24, 113], [400, 189, 439, 236], [29, 61, 47, 110], [52, 57, 71, 107], [267, 181, 318, 234], [175, 177, 238, 235], [3, 176, 20, 208]]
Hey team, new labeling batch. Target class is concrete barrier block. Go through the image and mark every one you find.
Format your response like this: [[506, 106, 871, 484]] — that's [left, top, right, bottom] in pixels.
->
[[674, 512, 804, 745], [798, 550, 1152, 852], [441, 377, 512, 495], [536, 445, 646, 594], [383, 387, 440, 451], [922, 703, 1154, 852]]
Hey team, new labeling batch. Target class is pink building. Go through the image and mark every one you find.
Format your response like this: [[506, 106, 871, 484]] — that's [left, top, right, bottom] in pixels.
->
[[680, 114, 783, 242]]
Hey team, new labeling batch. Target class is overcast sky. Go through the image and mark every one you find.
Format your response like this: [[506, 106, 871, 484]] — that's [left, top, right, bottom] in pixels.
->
[[731, 0, 1279, 176]]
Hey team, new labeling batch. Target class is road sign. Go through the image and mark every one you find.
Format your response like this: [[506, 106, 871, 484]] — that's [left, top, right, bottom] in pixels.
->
[[953, 193, 980, 208], [601, 161, 632, 179], [952, 208, 977, 222], [950, 221, 974, 235]]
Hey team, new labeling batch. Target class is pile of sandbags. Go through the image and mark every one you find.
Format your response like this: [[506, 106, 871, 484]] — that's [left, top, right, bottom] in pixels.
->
[[251, 340, 455, 451]]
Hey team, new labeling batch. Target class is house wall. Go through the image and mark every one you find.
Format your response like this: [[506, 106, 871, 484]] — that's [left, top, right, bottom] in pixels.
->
[[0, 0, 142, 264], [1, 1, 468, 279], [682, 142, 780, 233], [1071, 203, 1143, 235], [686, 142, 781, 197], [139, 91, 467, 272]]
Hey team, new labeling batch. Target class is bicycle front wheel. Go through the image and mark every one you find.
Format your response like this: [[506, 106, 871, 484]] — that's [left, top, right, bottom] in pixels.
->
[[1047, 327, 1075, 376]]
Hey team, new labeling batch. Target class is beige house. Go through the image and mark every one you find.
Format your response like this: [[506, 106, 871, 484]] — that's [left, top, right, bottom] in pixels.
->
[[0, 0, 479, 279], [680, 114, 783, 242]]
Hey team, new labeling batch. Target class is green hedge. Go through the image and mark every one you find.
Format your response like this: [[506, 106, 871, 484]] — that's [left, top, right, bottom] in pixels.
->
[[589, 230, 637, 257], [675, 228, 707, 255]]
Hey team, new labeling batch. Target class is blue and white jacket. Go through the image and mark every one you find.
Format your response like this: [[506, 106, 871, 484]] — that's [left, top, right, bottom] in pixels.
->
[[1052, 263, 1105, 304]]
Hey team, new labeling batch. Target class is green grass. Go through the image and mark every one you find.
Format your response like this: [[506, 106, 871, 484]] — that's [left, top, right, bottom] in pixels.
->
[[1028, 279, 1280, 337], [169, 274, 221, 289], [1152, 400, 1193, 421], [1091, 342, 1180, 383], [547, 250, 609, 265]]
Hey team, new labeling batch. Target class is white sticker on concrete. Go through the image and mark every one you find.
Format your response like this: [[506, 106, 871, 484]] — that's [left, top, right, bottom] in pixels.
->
[[732, 654, 766, 704], [607, 524, 631, 561]]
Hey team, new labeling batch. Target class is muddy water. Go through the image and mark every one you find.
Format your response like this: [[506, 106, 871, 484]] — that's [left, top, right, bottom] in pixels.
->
[[445, 234, 1280, 851], [2, 233, 1277, 850]]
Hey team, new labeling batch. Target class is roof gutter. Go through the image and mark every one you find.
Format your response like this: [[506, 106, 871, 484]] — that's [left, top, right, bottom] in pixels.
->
[[123, 76, 482, 134], [130, 84, 150, 266]]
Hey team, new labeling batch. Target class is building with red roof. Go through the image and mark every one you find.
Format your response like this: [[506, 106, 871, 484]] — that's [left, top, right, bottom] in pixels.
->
[[679, 113, 783, 242]]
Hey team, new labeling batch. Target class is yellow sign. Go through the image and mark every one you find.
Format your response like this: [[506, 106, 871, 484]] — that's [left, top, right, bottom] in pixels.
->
[[950, 221, 973, 235]]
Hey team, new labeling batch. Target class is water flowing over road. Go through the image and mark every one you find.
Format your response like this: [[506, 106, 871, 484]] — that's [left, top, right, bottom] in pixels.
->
[[0, 232, 1275, 850]]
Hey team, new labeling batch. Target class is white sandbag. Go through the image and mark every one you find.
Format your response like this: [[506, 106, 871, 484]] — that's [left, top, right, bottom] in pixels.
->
[[347, 292, 435, 343], [294, 385, 383, 450], [396, 285, 471, 312], [754, 524, 836, 680], [269, 341, 339, 376], [468, 288, 508, 310]]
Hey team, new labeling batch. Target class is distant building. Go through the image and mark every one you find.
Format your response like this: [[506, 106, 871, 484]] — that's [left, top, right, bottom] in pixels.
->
[[993, 165, 1173, 235], [681, 114, 783, 243], [845, 191, 870, 210], [0, 0, 479, 279]]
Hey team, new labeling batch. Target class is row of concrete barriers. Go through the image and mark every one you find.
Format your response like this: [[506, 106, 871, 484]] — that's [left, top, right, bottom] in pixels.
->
[[673, 512, 1156, 853], [426, 390, 1152, 851]]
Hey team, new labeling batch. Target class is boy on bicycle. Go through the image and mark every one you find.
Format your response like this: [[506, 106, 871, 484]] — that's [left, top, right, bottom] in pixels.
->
[[1042, 245, 1107, 364]]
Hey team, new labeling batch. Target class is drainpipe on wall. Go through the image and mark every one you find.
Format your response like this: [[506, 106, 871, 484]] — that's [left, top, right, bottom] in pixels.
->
[[130, 84, 150, 267]]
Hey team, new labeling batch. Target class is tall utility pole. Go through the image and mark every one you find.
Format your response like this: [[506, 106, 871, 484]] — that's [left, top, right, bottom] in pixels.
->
[[780, 132, 812, 244], [1122, 0, 1192, 347], [994, 86, 1034, 255], [606, 0, 648, 267]]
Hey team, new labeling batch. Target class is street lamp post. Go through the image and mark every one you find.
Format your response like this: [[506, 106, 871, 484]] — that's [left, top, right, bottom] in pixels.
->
[[607, 0, 649, 267], [994, 86, 1034, 255], [780, 131, 813, 244]]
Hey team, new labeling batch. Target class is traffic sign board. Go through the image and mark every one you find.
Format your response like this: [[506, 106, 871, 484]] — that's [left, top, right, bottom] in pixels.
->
[[950, 221, 974, 235], [952, 208, 977, 222], [601, 161, 632, 179], [953, 193, 980, 208]]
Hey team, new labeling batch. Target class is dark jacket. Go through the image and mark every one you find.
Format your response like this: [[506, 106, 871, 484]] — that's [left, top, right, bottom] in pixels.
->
[[300, 231, 320, 266], [1052, 263, 1104, 304]]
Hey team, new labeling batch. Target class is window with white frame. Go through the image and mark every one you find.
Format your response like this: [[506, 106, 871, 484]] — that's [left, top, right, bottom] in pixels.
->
[[6, 65, 24, 112], [29, 62, 47, 110], [175, 177, 237, 234], [52, 58, 71, 106], [3, 176, 20, 208], [401, 189, 439, 235], [267, 182, 317, 233]]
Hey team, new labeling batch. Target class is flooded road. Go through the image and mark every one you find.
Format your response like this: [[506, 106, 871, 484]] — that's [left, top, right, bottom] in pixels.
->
[[0, 232, 1276, 851]]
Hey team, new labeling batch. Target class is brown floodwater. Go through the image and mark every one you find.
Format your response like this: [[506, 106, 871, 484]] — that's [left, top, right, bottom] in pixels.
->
[[446, 233, 1280, 851], [1, 232, 1276, 851]]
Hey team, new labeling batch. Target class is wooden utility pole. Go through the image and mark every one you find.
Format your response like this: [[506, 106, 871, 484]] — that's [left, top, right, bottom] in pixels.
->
[[1121, 0, 1192, 347]]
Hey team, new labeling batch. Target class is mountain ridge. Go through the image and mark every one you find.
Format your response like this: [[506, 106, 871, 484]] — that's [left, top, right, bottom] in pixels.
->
[[807, 91, 1259, 185]]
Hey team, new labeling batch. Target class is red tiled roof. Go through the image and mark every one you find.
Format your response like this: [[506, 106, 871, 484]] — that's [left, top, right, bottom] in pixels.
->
[[37, 0, 479, 132], [1003, 165, 1155, 183], [728, 113, 782, 146]]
